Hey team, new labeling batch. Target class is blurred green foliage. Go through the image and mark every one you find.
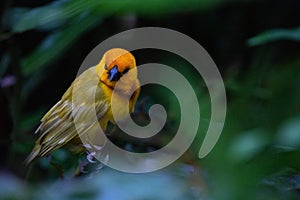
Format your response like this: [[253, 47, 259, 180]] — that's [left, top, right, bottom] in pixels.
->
[[1, 0, 300, 199], [248, 27, 300, 46]]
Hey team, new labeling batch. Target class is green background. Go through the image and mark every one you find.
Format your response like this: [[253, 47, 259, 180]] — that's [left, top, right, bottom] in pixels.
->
[[0, 0, 300, 199]]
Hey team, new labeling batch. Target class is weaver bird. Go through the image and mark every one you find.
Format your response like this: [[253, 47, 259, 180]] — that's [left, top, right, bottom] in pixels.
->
[[25, 48, 140, 165]]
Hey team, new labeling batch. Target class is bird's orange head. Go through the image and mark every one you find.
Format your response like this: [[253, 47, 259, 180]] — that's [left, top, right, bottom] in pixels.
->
[[97, 48, 137, 89]]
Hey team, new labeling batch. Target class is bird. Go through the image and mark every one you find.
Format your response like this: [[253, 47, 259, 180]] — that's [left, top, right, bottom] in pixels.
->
[[25, 48, 140, 165]]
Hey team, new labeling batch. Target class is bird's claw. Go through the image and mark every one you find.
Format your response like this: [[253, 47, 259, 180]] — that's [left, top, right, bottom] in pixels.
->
[[86, 151, 97, 163]]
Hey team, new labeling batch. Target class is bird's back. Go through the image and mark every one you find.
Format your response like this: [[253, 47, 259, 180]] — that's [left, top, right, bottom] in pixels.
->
[[25, 67, 110, 164]]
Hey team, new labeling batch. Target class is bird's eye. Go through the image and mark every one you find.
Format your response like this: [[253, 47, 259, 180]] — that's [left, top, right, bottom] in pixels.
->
[[104, 65, 107, 70], [122, 68, 129, 74]]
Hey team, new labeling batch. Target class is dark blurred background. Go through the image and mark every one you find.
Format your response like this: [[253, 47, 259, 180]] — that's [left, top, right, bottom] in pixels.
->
[[1, 0, 300, 199]]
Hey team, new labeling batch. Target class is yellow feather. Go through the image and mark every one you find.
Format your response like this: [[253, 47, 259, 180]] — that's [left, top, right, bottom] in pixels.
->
[[25, 48, 140, 165]]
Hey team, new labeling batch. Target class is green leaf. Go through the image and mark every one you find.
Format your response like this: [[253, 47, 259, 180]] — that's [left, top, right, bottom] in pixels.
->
[[0, 53, 10, 78], [275, 117, 300, 150], [228, 129, 269, 162], [20, 12, 104, 103], [9, 1, 97, 32], [21, 12, 103, 77], [93, 0, 227, 15], [8, 0, 229, 33], [247, 27, 300, 46]]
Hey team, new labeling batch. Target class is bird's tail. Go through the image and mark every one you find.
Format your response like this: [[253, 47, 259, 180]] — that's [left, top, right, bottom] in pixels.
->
[[24, 144, 41, 165]]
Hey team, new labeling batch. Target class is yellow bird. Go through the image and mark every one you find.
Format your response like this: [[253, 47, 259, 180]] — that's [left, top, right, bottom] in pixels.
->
[[25, 48, 140, 165]]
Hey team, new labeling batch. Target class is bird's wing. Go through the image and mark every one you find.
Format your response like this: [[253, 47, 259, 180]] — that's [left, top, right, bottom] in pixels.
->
[[34, 67, 110, 157]]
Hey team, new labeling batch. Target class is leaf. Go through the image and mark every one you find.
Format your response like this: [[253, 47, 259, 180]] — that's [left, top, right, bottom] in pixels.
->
[[19, 12, 105, 103], [20, 12, 103, 77], [275, 117, 300, 150], [9, 1, 94, 32], [228, 129, 269, 162], [8, 0, 229, 33], [0, 53, 10, 78], [247, 27, 300, 46], [93, 0, 227, 15], [20, 12, 104, 103]]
